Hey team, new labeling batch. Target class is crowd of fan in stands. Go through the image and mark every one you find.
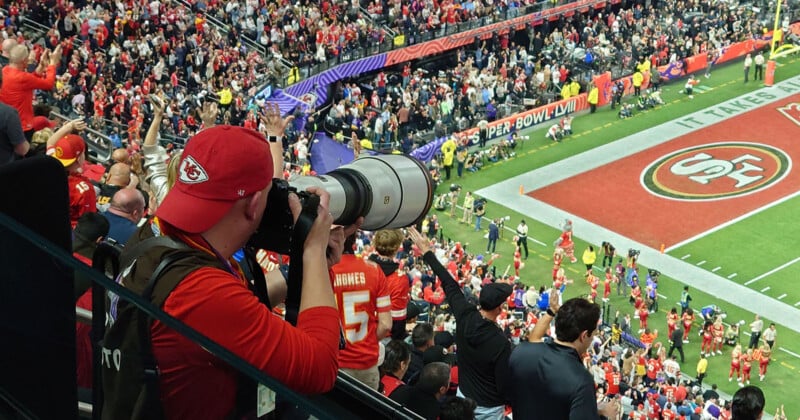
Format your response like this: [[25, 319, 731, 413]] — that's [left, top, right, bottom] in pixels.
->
[[2, 0, 780, 172], [359, 226, 782, 419], [325, 0, 773, 164]]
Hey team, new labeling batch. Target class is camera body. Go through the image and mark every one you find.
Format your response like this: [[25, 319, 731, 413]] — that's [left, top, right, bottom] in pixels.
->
[[250, 154, 433, 255], [249, 179, 319, 255], [449, 184, 461, 192], [628, 248, 640, 258]]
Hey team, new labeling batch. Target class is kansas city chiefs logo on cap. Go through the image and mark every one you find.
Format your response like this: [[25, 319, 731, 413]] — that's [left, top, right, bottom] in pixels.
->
[[179, 155, 209, 184]]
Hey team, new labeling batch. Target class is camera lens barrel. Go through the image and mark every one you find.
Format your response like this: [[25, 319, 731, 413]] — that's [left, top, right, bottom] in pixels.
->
[[289, 154, 433, 230]]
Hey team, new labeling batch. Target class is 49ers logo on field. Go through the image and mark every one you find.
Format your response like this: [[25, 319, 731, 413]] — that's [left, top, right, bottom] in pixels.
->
[[641, 142, 791, 201]]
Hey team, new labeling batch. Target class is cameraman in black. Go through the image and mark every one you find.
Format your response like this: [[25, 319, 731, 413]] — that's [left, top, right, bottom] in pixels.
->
[[103, 106, 360, 419], [601, 241, 615, 268]]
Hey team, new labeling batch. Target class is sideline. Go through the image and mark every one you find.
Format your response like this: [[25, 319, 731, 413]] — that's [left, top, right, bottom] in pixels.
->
[[476, 73, 800, 334]]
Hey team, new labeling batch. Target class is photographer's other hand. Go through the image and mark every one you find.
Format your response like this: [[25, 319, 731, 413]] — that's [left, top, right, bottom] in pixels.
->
[[289, 186, 336, 312], [408, 227, 431, 254], [326, 217, 364, 268]]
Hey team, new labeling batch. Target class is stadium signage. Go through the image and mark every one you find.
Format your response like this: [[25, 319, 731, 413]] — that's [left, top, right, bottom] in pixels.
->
[[460, 95, 587, 141], [641, 142, 791, 201]]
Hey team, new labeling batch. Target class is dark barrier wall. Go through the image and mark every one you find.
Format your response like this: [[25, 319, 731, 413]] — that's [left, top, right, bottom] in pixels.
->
[[0, 156, 77, 419]]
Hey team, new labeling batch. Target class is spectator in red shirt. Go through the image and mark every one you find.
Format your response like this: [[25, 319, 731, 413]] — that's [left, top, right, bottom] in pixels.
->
[[369, 228, 409, 339], [331, 233, 392, 390], [103, 114, 353, 418], [46, 119, 96, 228], [0, 44, 61, 136], [380, 339, 411, 397]]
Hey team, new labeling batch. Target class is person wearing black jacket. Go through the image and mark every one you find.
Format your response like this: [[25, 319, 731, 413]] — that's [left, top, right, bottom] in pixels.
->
[[408, 227, 511, 420], [668, 326, 686, 363]]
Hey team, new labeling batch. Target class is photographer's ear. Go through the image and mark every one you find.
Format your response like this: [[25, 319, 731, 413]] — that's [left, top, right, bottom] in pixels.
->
[[245, 190, 266, 222]]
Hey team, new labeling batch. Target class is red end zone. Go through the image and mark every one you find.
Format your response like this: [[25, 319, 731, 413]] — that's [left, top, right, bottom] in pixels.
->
[[529, 95, 800, 249]]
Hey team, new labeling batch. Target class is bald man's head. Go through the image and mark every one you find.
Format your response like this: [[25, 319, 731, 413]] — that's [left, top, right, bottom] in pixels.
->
[[112, 148, 130, 164], [9, 44, 28, 65], [107, 163, 132, 186], [109, 188, 145, 223], [2, 39, 17, 57]]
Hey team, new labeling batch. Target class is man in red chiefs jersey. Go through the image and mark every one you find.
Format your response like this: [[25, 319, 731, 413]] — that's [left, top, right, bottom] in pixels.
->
[[332, 233, 392, 390], [46, 119, 96, 228]]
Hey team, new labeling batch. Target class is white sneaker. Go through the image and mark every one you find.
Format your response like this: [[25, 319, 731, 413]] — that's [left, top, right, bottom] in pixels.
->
[[760, 375, 764, 381], [729, 377, 733, 382], [689, 95, 694, 99], [747, 380, 750, 385], [683, 340, 689, 343], [717, 351, 722, 355], [738, 382, 744, 388]]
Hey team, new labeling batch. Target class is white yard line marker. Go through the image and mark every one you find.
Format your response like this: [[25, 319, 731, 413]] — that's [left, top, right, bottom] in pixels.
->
[[761, 287, 771, 292], [658, 293, 668, 299], [780, 347, 800, 359], [728, 273, 738, 279], [681, 254, 691, 260], [778, 294, 787, 300], [744, 256, 800, 285], [697, 260, 706, 266], [794, 301, 800, 307], [712, 266, 721, 272]]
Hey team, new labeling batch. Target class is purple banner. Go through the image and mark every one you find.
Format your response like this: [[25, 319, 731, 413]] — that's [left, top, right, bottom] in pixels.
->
[[309, 132, 356, 174], [283, 53, 389, 109], [409, 137, 447, 163]]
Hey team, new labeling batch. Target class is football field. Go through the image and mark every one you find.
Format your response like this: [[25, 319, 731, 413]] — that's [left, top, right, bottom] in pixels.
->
[[432, 57, 800, 415]]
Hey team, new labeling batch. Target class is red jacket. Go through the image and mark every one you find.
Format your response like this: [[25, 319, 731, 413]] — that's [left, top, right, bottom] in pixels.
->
[[0, 65, 57, 131]]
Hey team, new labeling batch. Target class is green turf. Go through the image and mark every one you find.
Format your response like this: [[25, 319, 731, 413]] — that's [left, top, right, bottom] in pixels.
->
[[671, 194, 800, 303], [429, 56, 800, 415]]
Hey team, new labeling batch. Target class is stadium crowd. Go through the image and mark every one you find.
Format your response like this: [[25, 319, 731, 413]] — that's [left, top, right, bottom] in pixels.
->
[[0, 0, 795, 418], [325, 0, 772, 167]]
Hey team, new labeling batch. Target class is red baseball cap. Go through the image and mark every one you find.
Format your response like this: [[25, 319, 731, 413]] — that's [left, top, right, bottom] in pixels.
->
[[156, 125, 273, 233], [50, 134, 86, 167], [31, 116, 56, 132]]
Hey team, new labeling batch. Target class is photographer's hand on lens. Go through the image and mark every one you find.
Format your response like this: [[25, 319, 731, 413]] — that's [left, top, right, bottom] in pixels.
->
[[326, 217, 364, 268], [288, 186, 333, 258]]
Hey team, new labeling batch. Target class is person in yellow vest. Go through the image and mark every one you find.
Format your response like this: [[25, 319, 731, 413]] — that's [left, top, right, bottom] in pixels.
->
[[587, 83, 599, 113], [217, 85, 233, 109], [569, 80, 581, 97], [440, 136, 457, 180], [561, 83, 572, 100], [287, 66, 300, 84], [636, 58, 651, 74], [632, 70, 644, 97]]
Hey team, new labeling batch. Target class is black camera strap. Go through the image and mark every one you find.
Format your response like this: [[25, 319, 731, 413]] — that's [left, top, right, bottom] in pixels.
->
[[284, 194, 319, 326]]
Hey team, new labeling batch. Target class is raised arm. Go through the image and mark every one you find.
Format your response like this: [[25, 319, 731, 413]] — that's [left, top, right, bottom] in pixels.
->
[[528, 289, 560, 342], [261, 102, 294, 179], [47, 118, 87, 148], [144, 94, 165, 147], [408, 227, 470, 317]]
